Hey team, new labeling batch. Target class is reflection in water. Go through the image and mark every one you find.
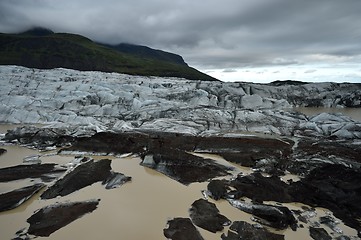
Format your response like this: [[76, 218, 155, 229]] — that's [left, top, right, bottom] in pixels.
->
[[0, 125, 359, 239]]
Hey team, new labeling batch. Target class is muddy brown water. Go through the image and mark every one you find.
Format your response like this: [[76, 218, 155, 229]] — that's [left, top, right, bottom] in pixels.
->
[[0, 125, 358, 239], [293, 107, 361, 122]]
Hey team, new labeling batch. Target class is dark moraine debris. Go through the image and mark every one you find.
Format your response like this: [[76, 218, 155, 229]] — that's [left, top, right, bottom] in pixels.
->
[[68, 131, 198, 155], [251, 204, 297, 230], [197, 136, 293, 175], [0, 148, 6, 155], [228, 199, 297, 230], [189, 199, 231, 233], [336, 236, 351, 240], [27, 200, 100, 237], [5, 126, 75, 148], [208, 172, 293, 203], [207, 179, 230, 200], [141, 149, 232, 185], [13, 228, 31, 240], [0, 164, 66, 182], [41, 159, 125, 199], [221, 221, 285, 240], [298, 138, 361, 164], [196, 135, 292, 155], [288, 138, 361, 175], [68, 131, 150, 155], [309, 227, 332, 240], [210, 164, 361, 236], [69, 131, 293, 165], [0, 183, 45, 212], [230, 173, 293, 203], [289, 164, 361, 236], [319, 215, 343, 235], [163, 217, 204, 240]]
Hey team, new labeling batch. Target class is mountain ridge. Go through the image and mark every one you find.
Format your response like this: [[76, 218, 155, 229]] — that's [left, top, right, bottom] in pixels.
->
[[0, 27, 217, 81]]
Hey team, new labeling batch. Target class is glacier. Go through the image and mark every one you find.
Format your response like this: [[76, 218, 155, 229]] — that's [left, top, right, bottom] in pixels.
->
[[0, 65, 360, 139]]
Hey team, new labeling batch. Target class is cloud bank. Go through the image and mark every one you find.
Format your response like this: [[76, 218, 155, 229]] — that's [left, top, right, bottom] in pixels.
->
[[1, 0, 360, 82]]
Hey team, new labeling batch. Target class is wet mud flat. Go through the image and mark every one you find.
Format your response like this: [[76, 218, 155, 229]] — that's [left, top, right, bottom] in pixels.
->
[[1, 126, 361, 239]]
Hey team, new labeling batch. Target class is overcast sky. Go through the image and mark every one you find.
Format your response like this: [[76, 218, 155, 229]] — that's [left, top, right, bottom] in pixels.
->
[[1, 0, 360, 83]]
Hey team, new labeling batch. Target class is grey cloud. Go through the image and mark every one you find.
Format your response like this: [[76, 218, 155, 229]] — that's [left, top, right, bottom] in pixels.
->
[[1, 0, 361, 70], [223, 69, 238, 73], [305, 70, 317, 74]]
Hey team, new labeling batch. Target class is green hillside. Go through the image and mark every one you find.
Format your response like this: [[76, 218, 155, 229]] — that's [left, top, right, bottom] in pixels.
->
[[101, 43, 189, 66], [0, 29, 217, 81]]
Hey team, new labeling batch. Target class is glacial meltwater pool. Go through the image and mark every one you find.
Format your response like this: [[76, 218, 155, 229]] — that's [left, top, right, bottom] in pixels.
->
[[293, 107, 361, 122]]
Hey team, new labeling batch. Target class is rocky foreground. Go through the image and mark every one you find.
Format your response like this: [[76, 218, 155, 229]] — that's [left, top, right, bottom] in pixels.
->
[[0, 65, 361, 239]]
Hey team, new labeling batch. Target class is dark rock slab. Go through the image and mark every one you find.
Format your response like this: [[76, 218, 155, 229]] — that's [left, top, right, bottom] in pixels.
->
[[102, 172, 132, 189], [0, 148, 6, 155], [0, 184, 45, 212], [228, 199, 297, 230], [0, 164, 66, 182], [221, 221, 285, 240], [163, 217, 204, 240], [141, 149, 232, 185], [41, 159, 113, 199], [309, 227, 332, 240], [189, 199, 231, 233], [27, 200, 100, 237]]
